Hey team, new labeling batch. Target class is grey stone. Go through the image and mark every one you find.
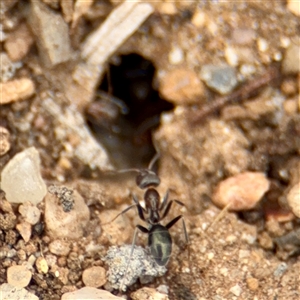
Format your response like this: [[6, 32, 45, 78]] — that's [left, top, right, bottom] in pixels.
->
[[200, 64, 238, 94]]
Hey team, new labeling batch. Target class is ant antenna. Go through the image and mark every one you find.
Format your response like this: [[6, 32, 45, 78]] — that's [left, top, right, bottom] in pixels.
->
[[148, 152, 160, 170]]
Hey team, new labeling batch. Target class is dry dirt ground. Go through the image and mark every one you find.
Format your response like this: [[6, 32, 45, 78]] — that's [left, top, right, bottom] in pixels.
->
[[0, 1, 299, 300]]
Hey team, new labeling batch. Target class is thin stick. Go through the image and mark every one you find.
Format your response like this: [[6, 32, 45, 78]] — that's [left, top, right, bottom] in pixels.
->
[[205, 202, 232, 232], [191, 66, 280, 124]]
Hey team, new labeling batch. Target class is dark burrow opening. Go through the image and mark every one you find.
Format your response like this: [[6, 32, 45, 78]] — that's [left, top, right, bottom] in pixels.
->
[[85, 53, 173, 169]]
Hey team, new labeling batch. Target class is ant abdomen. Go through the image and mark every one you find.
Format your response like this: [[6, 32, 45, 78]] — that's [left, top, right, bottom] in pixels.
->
[[149, 224, 172, 266]]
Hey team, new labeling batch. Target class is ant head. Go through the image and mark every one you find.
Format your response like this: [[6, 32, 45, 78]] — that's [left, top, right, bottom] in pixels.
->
[[136, 169, 160, 189]]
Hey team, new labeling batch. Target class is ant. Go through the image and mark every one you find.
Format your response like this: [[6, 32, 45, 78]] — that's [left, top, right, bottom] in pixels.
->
[[107, 153, 189, 290]]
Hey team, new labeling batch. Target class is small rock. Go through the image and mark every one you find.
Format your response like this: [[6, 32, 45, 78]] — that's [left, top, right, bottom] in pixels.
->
[[0, 283, 38, 300], [7, 265, 32, 288], [199, 64, 238, 95], [49, 240, 71, 256], [287, 0, 300, 16], [1, 147, 47, 205], [61, 287, 123, 300], [44, 189, 90, 239], [258, 231, 274, 250], [35, 256, 49, 274], [159, 68, 205, 105], [231, 28, 256, 45], [281, 78, 298, 96], [168, 46, 184, 65], [156, 3, 177, 15], [287, 182, 300, 218], [191, 9, 206, 28], [212, 172, 270, 211], [4, 22, 34, 61], [229, 284, 242, 297], [0, 53, 18, 82], [82, 266, 106, 288], [273, 262, 288, 277], [16, 222, 32, 243], [225, 46, 256, 67], [131, 287, 169, 300], [51, 265, 69, 284], [282, 43, 300, 74], [257, 37, 269, 52], [0, 126, 11, 156], [28, 0, 72, 67], [0, 78, 35, 104], [246, 277, 259, 291], [18, 202, 41, 225], [224, 46, 239, 66], [0, 211, 16, 230]]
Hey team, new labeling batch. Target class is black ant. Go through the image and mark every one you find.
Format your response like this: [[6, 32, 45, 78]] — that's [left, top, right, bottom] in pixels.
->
[[107, 153, 189, 290]]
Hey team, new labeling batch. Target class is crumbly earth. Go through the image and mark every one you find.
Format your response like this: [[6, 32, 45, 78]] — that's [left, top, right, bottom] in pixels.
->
[[0, 1, 299, 300]]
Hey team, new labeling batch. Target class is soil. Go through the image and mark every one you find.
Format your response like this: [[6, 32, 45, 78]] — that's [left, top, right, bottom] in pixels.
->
[[0, 1, 299, 300]]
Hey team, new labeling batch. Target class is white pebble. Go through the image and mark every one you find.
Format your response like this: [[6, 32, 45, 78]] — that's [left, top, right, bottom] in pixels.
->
[[257, 38, 269, 52], [168, 46, 184, 65], [1, 147, 47, 205], [287, 182, 300, 218], [230, 284, 242, 296]]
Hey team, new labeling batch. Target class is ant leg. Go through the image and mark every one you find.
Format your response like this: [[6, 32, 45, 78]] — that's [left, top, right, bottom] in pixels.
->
[[133, 194, 147, 221], [159, 190, 169, 211], [101, 204, 137, 225], [161, 199, 186, 220], [102, 195, 147, 225], [119, 224, 149, 292], [166, 215, 189, 244], [166, 215, 191, 274]]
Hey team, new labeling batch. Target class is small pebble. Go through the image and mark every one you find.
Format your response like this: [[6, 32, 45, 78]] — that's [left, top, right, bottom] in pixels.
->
[[0, 283, 38, 300], [18, 202, 41, 225], [44, 189, 90, 239], [82, 266, 107, 288], [273, 262, 288, 277], [212, 172, 270, 211], [7, 265, 32, 288], [246, 277, 259, 291], [4, 22, 34, 61], [159, 68, 205, 105], [229, 284, 242, 296], [61, 287, 123, 300], [49, 240, 71, 256], [1, 147, 47, 205], [258, 231, 274, 250], [35, 256, 49, 274], [16, 222, 32, 243], [0, 53, 18, 82], [231, 28, 256, 45], [257, 37, 269, 52], [286, 182, 300, 218], [281, 78, 298, 96], [287, 0, 300, 16], [29, 1, 72, 67], [131, 287, 169, 300], [282, 43, 300, 74], [0, 126, 11, 156], [191, 10, 206, 28], [225, 46, 239, 66], [0, 78, 35, 104], [157, 3, 177, 15], [168, 46, 184, 65], [199, 64, 238, 95]]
